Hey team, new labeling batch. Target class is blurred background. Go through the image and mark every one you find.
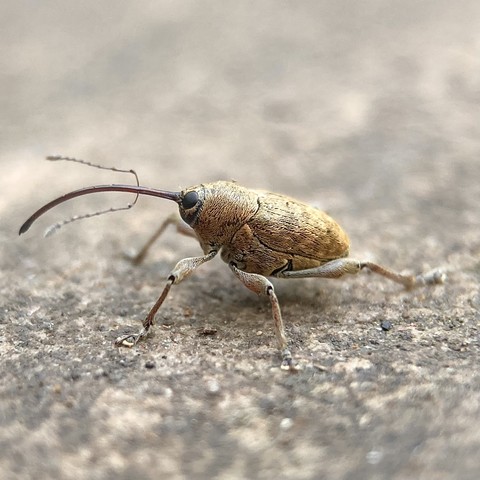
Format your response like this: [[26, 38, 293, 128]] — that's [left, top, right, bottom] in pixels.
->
[[1, 1, 479, 479], [3, 0, 479, 201]]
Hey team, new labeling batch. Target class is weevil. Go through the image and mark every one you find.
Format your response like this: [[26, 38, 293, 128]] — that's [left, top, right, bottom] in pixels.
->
[[19, 160, 445, 369]]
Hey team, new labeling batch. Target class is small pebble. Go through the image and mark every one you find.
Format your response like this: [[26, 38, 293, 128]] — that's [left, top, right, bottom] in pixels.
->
[[280, 418, 293, 430], [145, 360, 156, 369], [380, 320, 393, 331], [198, 327, 217, 336], [206, 379, 221, 395], [366, 450, 383, 464]]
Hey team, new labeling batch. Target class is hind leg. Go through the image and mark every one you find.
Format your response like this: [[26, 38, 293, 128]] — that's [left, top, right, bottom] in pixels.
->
[[278, 258, 445, 288]]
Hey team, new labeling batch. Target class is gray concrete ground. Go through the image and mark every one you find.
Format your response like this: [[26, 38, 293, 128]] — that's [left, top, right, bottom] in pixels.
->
[[1, 2, 479, 479]]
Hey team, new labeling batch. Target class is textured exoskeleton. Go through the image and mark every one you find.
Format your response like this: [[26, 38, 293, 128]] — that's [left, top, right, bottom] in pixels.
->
[[179, 181, 349, 274], [20, 177, 445, 369]]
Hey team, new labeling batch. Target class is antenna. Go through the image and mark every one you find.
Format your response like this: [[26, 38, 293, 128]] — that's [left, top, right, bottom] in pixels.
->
[[43, 155, 140, 236]]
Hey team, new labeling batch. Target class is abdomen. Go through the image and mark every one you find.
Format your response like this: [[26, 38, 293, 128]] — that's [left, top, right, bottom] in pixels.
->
[[221, 192, 350, 276]]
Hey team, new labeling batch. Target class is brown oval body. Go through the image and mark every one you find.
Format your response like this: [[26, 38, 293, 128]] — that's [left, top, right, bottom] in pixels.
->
[[221, 191, 350, 276], [184, 182, 350, 277]]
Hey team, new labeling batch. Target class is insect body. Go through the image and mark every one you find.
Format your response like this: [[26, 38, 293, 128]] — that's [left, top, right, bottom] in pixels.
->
[[178, 181, 350, 274], [20, 174, 445, 369]]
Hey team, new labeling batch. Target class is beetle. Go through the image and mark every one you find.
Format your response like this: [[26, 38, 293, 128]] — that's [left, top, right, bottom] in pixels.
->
[[19, 167, 445, 369]]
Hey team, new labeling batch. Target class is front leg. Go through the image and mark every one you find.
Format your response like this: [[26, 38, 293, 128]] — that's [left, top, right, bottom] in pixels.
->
[[115, 250, 217, 347], [229, 263, 294, 370]]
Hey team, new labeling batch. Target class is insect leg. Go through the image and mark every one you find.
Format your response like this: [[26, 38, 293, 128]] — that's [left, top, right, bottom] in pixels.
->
[[279, 258, 445, 289], [115, 250, 217, 347], [229, 263, 294, 370], [130, 213, 197, 265]]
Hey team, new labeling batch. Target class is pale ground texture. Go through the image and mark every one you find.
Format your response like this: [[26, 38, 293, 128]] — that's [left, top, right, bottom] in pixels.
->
[[1, 2, 480, 479]]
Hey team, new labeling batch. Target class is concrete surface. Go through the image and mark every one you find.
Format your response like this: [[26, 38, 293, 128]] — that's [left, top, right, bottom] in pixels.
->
[[1, 1, 479, 479]]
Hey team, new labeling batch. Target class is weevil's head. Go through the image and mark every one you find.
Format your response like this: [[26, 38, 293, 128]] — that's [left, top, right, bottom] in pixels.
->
[[178, 181, 259, 252], [19, 184, 182, 237], [19, 180, 258, 255], [177, 186, 206, 226]]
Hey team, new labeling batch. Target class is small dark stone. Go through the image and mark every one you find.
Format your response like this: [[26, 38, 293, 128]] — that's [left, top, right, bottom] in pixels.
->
[[198, 327, 218, 336], [145, 360, 156, 369], [381, 320, 393, 331]]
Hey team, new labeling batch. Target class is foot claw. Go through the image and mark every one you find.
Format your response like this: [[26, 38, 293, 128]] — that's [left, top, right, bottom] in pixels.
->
[[122, 250, 145, 266], [114, 335, 137, 348], [417, 268, 446, 286], [280, 349, 298, 371], [114, 328, 149, 348]]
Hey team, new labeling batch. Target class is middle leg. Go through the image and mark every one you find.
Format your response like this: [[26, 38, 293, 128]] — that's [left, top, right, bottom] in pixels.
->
[[229, 263, 294, 369]]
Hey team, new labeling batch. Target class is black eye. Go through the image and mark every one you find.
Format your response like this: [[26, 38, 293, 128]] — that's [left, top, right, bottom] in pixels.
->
[[182, 191, 199, 209]]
